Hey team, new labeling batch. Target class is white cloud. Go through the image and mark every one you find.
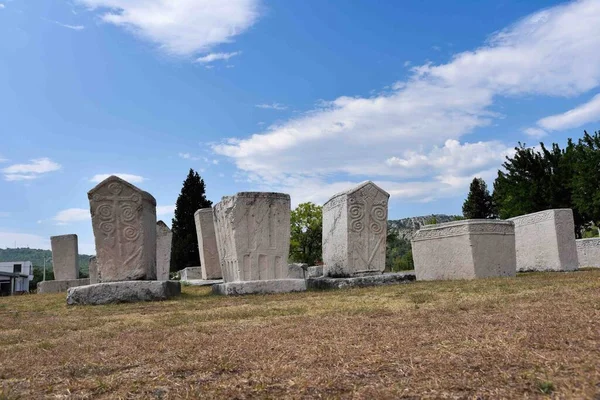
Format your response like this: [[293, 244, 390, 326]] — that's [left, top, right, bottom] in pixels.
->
[[76, 0, 260, 57], [2, 158, 61, 181], [523, 127, 547, 138], [156, 205, 175, 216], [255, 103, 288, 110], [52, 208, 90, 225], [195, 51, 240, 64], [49, 20, 85, 30], [0, 4, 5, 9], [537, 93, 600, 131], [90, 173, 146, 183], [0, 231, 50, 250], [213, 0, 600, 204]]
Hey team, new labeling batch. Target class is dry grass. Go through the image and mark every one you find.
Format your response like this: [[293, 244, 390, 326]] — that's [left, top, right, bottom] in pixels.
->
[[1, 271, 599, 399]]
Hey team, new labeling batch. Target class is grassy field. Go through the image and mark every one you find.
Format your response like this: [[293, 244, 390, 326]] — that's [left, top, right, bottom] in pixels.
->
[[1, 271, 599, 399]]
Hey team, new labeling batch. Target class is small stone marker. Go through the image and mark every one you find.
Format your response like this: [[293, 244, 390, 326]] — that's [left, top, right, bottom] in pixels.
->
[[194, 208, 222, 279], [50, 234, 79, 281], [179, 267, 203, 281], [412, 219, 516, 280], [322, 181, 390, 277], [67, 281, 181, 305], [576, 238, 600, 268], [89, 256, 98, 284], [88, 175, 157, 282], [509, 209, 578, 272], [156, 220, 172, 280]]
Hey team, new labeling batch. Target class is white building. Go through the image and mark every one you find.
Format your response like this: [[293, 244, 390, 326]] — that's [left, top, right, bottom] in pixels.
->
[[0, 261, 34, 295]]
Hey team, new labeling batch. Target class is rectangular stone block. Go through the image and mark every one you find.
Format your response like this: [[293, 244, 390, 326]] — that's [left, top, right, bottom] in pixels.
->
[[88, 175, 157, 282], [307, 272, 415, 290], [38, 278, 90, 294], [179, 267, 203, 281], [67, 280, 181, 305], [194, 208, 222, 280], [212, 279, 306, 296], [412, 220, 516, 281], [287, 263, 307, 279], [50, 234, 79, 281], [89, 256, 98, 284], [213, 192, 291, 282], [576, 238, 600, 268], [156, 220, 172, 280], [509, 209, 578, 272], [322, 181, 389, 277], [307, 265, 324, 278]]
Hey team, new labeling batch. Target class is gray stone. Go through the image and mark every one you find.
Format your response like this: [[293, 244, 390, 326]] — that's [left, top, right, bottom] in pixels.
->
[[307, 265, 324, 278], [322, 181, 390, 277], [50, 234, 79, 280], [412, 219, 517, 280], [212, 279, 306, 296], [307, 272, 415, 290], [156, 221, 172, 280], [288, 263, 307, 279], [38, 278, 90, 294], [88, 175, 157, 282], [194, 208, 222, 279], [66, 280, 181, 305], [182, 279, 224, 287], [509, 209, 579, 272], [89, 256, 98, 284], [179, 267, 203, 281], [576, 238, 600, 268]]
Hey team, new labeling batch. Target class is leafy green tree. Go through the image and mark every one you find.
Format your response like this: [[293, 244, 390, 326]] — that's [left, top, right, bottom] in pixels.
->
[[386, 228, 414, 271], [462, 177, 495, 219], [571, 131, 600, 227], [171, 169, 212, 271], [289, 202, 322, 265]]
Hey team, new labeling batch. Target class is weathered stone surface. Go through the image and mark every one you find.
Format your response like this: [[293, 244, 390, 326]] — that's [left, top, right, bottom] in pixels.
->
[[183, 279, 224, 287], [576, 238, 600, 268], [38, 278, 90, 294], [88, 175, 157, 282], [412, 220, 516, 280], [179, 267, 203, 281], [213, 192, 291, 282], [194, 208, 222, 280], [307, 265, 324, 278], [212, 279, 306, 295], [67, 281, 181, 305], [156, 221, 172, 280], [89, 256, 98, 284], [509, 209, 578, 272], [307, 272, 415, 290], [288, 263, 307, 279], [50, 234, 79, 280], [322, 181, 389, 277]]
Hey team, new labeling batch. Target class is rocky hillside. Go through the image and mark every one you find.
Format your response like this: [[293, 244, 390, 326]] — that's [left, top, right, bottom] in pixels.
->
[[388, 214, 461, 240]]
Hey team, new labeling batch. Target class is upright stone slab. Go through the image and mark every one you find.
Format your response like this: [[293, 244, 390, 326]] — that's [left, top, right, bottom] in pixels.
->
[[156, 220, 172, 280], [194, 208, 222, 279], [322, 181, 389, 277], [576, 238, 600, 268], [509, 209, 578, 272], [88, 175, 157, 282], [412, 220, 516, 281], [89, 256, 99, 284], [50, 234, 79, 281]]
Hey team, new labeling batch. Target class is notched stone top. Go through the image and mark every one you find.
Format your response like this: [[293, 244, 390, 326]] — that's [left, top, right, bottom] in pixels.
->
[[156, 220, 171, 233], [194, 208, 213, 216], [87, 175, 156, 206], [324, 181, 390, 207], [413, 219, 515, 241], [50, 234, 78, 240]]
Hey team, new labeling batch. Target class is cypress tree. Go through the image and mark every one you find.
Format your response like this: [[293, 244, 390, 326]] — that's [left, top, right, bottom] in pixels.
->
[[462, 177, 494, 219]]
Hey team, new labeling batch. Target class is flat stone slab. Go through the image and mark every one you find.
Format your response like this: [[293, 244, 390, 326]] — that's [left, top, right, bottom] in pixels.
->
[[182, 279, 224, 287], [38, 278, 90, 294], [212, 279, 306, 296], [307, 272, 415, 290], [67, 281, 181, 305]]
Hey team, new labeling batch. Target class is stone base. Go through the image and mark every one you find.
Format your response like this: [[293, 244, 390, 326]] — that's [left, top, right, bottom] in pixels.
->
[[307, 265, 324, 278], [212, 279, 307, 296], [38, 278, 90, 294], [67, 280, 181, 305], [307, 272, 415, 290], [182, 279, 223, 287]]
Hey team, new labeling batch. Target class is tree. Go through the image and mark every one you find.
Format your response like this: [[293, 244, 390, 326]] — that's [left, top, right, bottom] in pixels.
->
[[289, 202, 322, 265], [571, 131, 600, 228], [386, 228, 413, 271], [462, 177, 495, 219], [171, 169, 212, 271]]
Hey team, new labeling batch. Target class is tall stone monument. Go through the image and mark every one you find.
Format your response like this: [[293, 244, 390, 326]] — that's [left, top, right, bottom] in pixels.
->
[[322, 181, 389, 277], [212, 192, 305, 295], [509, 209, 578, 272], [88, 175, 157, 282], [50, 234, 79, 281], [89, 256, 98, 284], [194, 208, 222, 280], [156, 220, 172, 280]]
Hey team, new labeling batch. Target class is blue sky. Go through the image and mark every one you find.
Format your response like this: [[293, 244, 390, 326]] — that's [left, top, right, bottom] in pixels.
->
[[1, 0, 600, 254]]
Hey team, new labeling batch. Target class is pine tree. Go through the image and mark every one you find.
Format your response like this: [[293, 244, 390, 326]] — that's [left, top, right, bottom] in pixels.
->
[[462, 177, 494, 219], [170, 169, 212, 272]]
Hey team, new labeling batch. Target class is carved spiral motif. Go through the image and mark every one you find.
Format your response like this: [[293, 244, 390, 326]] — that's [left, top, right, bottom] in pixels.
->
[[123, 226, 140, 241], [349, 204, 365, 220], [97, 204, 113, 219], [372, 204, 387, 221], [99, 221, 115, 234], [92, 194, 101, 202], [370, 222, 383, 234], [108, 182, 123, 195], [351, 219, 365, 232], [131, 194, 141, 203], [121, 205, 136, 222]]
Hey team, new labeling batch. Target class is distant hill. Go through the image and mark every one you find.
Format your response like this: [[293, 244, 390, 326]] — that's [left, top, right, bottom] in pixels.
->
[[388, 214, 461, 240], [0, 248, 93, 275]]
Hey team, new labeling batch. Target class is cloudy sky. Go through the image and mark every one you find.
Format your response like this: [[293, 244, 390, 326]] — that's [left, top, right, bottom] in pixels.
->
[[2, 0, 600, 254]]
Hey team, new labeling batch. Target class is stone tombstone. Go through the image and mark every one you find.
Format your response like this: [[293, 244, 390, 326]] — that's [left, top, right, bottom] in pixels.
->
[[576, 238, 600, 268], [194, 208, 222, 280], [213, 192, 291, 282], [509, 209, 578, 272], [88, 175, 157, 282], [322, 181, 389, 277], [156, 220, 172, 281], [412, 220, 516, 281], [50, 234, 79, 281], [89, 256, 99, 284]]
